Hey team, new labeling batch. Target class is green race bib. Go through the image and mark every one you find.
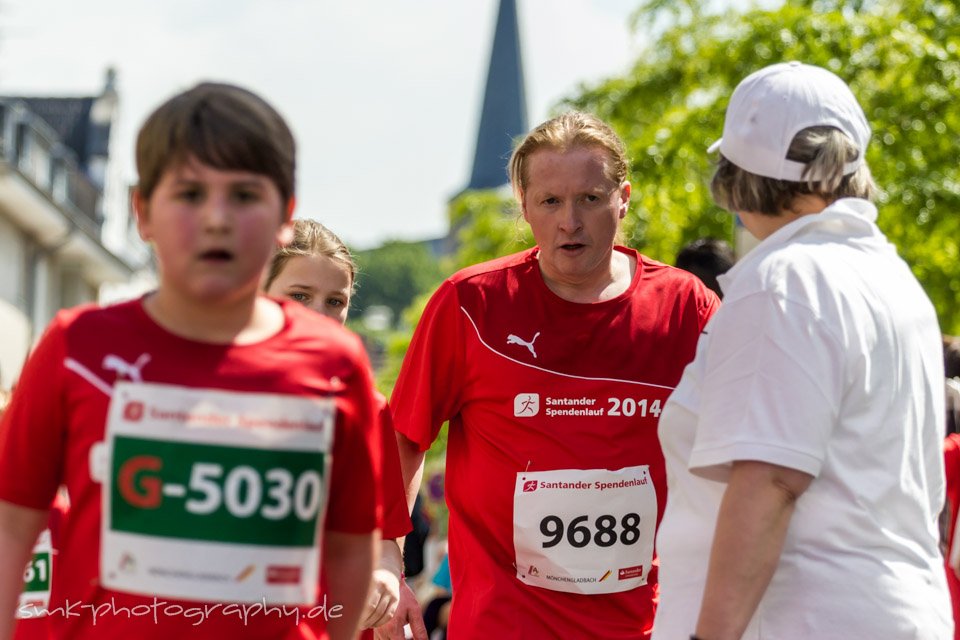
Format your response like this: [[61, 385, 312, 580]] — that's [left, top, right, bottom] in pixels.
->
[[111, 436, 325, 546]]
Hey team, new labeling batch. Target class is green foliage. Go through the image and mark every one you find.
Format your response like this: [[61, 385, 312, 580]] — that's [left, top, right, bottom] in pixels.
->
[[351, 240, 444, 330], [566, 0, 960, 332], [448, 189, 535, 269], [375, 292, 432, 396]]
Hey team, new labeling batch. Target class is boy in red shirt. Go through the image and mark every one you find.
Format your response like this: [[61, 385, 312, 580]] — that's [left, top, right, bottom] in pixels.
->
[[0, 83, 381, 640]]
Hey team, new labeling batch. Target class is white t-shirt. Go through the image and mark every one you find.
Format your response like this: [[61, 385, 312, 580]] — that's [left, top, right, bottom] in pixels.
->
[[653, 198, 952, 639]]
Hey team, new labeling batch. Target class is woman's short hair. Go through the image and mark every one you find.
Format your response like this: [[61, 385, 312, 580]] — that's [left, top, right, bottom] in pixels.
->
[[136, 82, 296, 205], [509, 112, 628, 202], [711, 125, 877, 216], [263, 219, 356, 292]]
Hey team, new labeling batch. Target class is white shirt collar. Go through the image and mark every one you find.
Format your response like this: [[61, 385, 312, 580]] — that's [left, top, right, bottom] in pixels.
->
[[718, 198, 878, 293]]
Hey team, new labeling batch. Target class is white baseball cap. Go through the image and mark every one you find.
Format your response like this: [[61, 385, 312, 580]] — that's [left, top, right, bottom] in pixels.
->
[[708, 61, 871, 181]]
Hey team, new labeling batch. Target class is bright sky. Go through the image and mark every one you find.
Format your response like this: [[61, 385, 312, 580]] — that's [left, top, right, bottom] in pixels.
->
[[0, 0, 645, 249]]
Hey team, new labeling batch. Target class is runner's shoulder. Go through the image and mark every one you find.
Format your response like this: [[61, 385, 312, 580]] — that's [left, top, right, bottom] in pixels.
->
[[448, 248, 536, 286], [47, 298, 142, 342], [637, 254, 701, 287], [280, 299, 370, 366], [636, 253, 718, 306]]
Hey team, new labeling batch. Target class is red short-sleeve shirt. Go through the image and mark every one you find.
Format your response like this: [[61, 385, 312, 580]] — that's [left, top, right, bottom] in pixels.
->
[[0, 298, 381, 640], [391, 247, 717, 639]]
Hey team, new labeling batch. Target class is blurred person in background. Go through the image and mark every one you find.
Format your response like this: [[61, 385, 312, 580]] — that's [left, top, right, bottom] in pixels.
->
[[675, 238, 735, 299]]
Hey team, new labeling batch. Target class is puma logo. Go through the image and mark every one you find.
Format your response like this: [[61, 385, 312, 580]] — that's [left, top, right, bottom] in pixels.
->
[[103, 353, 151, 383], [507, 332, 541, 359]]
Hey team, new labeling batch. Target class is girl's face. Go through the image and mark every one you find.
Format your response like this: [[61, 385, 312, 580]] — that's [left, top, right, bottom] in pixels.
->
[[266, 254, 352, 325]]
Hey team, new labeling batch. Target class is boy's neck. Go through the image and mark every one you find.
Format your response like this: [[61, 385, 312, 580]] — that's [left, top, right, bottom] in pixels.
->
[[143, 290, 285, 345]]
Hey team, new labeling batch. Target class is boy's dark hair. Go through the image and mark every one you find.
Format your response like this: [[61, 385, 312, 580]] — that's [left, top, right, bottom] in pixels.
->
[[676, 237, 735, 298], [136, 82, 295, 204]]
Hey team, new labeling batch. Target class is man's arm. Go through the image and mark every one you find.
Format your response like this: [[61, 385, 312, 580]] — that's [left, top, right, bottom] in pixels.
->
[[395, 433, 426, 514], [694, 460, 813, 640], [361, 539, 403, 629], [380, 578, 427, 640], [324, 531, 378, 640], [370, 539, 428, 640], [0, 500, 47, 640]]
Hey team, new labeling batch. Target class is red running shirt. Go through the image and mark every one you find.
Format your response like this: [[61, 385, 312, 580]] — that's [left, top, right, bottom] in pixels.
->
[[391, 247, 718, 639], [0, 298, 381, 640], [356, 401, 413, 640], [377, 398, 413, 541]]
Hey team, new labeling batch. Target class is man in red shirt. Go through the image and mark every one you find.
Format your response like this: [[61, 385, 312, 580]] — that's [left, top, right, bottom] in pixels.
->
[[391, 112, 717, 638]]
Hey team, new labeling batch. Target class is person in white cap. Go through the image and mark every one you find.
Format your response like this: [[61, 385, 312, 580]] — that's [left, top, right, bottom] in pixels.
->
[[651, 61, 953, 639]]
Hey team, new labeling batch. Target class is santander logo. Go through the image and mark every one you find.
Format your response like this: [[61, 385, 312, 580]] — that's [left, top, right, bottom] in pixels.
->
[[123, 401, 145, 422]]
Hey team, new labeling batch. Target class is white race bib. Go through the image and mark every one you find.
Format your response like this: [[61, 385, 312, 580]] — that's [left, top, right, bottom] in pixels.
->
[[101, 382, 334, 605], [17, 529, 52, 618], [513, 466, 657, 595]]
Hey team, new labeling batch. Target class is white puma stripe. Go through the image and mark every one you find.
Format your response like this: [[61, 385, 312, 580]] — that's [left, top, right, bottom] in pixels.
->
[[461, 306, 675, 390], [64, 358, 113, 397]]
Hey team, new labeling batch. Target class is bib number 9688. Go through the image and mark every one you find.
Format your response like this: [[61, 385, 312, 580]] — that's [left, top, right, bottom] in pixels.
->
[[540, 513, 642, 549]]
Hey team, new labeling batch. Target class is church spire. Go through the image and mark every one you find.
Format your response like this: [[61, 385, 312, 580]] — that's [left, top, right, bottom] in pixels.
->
[[466, 0, 528, 191]]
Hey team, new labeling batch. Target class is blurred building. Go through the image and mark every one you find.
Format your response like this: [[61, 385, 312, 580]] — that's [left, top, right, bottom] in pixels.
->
[[0, 69, 145, 389]]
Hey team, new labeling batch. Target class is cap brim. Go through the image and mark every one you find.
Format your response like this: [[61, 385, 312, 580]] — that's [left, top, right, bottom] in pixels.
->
[[707, 138, 722, 154]]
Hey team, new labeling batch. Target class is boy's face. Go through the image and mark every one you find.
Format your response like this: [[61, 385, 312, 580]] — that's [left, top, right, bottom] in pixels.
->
[[135, 156, 293, 306]]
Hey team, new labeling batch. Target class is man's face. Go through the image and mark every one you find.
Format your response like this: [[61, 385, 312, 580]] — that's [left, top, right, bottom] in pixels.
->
[[521, 145, 630, 293]]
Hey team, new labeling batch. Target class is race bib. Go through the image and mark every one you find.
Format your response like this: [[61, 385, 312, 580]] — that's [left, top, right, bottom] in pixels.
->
[[17, 529, 52, 618], [101, 382, 334, 605], [513, 466, 657, 595]]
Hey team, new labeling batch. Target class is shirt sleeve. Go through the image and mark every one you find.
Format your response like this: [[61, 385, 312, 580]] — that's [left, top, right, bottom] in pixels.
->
[[378, 402, 413, 539], [699, 287, 720, 331], [688, 291, 843, 481], [390, 280, 466, 451], [325, 342, 382, 534], [0, 318, 68, 510]]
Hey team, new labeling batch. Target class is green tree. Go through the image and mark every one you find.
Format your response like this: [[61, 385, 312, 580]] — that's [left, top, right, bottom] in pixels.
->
[[351, 240, 444, 329], [448, 190, 534, 268], [565, 0, 960, 332]]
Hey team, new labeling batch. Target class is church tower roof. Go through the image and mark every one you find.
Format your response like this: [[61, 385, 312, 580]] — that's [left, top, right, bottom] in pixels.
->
[[466, 0, 528, 191]]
